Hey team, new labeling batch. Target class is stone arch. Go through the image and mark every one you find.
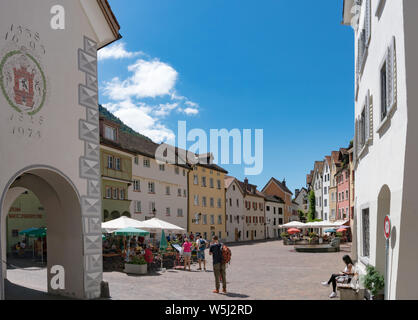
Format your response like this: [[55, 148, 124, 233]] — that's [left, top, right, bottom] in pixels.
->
[[376, 185, 391, 275], [122, 211, 131, 218], [110, 211, 120, 220], [0, 166, 85, 299], [103, 210, 109, 222]]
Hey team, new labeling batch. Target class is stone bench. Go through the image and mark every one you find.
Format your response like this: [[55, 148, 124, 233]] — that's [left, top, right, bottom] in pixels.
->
[[337, 283, 365, 300]]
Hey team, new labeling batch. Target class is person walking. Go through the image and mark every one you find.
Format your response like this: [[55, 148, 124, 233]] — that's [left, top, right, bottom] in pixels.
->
[[209, 236, 226, 294], [182, 238, 192, 271], [195, 234, 207, 271], [321, 255, 355, 298]]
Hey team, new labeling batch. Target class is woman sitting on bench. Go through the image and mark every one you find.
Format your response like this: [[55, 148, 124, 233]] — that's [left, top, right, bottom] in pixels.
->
[[321, 255, 354, 298]]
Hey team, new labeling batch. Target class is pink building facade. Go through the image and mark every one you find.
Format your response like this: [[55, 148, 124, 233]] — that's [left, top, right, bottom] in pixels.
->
[[336, 167, 350, 221]]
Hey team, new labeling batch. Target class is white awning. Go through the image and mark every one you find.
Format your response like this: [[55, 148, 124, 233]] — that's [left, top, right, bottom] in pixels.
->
[[279, 220, 351, 229], [102, 216, 146, 233], [139, 218, 185, 233]]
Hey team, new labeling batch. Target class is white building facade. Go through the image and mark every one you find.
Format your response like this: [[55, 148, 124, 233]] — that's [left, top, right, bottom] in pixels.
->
[[225, 177, 245, 242], [343, 0, 418, 299], [264, 195, 285, 239], [128, 139, 189, 230], [322, 158, 331, 221], [312, 162, 324, 220]]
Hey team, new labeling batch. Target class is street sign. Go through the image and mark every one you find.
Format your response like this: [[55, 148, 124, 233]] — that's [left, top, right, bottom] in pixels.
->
[[384, 215, 391, 240]]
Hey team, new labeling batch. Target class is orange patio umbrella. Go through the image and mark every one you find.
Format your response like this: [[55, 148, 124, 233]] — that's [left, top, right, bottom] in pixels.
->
[[288, 228, 301, 234], [336, 228, 347, 233]]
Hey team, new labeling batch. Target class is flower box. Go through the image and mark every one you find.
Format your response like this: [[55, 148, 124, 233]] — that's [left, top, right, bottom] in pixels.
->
[[124, 263, 147, 275]]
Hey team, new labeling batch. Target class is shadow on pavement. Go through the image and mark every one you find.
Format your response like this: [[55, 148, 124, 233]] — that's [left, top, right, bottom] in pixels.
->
[[4, 280, 71, 300], [224, 292, 250, 298], [224, 239, 281, 247]]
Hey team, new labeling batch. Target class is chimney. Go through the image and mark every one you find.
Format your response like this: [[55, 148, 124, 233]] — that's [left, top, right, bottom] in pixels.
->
[[295, 189, 300, 197], [282, 179, 286, 187], [244, 178, 249, 193]]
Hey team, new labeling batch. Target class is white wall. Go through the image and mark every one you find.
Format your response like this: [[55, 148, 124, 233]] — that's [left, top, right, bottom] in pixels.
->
[[225, 181, 244, 242], [323, 163, 330, 221], [353, 0, 407, 299], [129, 155, 188, 230]]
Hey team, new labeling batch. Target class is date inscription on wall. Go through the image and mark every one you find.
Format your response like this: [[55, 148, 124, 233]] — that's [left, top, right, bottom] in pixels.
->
[[1, 24, 48, 140]]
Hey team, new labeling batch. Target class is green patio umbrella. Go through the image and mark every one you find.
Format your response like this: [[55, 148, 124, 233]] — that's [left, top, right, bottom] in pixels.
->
[[159, 230, 168, 272], [159, 230, 168, 251], [113, 227, 150, 236], [26, 228, 47, 238], [20, 228, 47, 264]]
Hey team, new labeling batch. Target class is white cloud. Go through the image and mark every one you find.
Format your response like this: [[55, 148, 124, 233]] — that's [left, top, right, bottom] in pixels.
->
[[107, 99, 175, 144], [98, 42, 143, 60], [103, 59, 178, 100], [153, 103, 179, 117], [185, 101, 199, 108], [182, 107, 199, 115], [101, 54, 201, 142]]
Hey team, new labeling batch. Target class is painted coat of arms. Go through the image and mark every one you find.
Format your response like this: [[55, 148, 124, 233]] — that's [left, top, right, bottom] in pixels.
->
[[0, 47, 46, 115]]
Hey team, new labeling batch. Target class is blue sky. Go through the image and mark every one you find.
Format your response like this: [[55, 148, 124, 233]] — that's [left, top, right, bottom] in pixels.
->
[[99, 0, 354, 194]]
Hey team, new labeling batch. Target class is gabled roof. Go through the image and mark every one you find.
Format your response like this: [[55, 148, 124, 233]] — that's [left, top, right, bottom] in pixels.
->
[[98, 0, 121, 40], [306, 170, 313, 186], [225, 176, 264, 198], [315, 161, 324, 174], [263, 194, 285, 204], [224, 176, 235, 189], [81, 0, 122, 49], [331, 151, 340, 165], [262, 177, 293, 195], [100, 118, 192, 169], [325, 156, 331, 167]]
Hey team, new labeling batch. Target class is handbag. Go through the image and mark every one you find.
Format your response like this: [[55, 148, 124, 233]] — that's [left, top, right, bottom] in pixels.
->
[[336, 275, 349, 283]]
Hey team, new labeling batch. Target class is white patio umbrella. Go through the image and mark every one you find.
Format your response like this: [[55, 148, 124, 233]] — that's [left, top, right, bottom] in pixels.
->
[[101, 216, 146, 233], [280, 221, 308, 228], [139, 218, 185, 233]]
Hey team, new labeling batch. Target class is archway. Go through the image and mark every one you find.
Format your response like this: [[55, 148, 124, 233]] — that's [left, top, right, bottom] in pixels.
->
[[103, 210, 110, 222], [1, 167, 85, 299], [376, 185, 391, 275], [110, 211, 120, 220], [122, 211, 131, 218]]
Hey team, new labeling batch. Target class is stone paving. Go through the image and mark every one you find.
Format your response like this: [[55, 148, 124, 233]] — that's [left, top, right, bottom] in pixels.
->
[[5, 240, 352, 300]]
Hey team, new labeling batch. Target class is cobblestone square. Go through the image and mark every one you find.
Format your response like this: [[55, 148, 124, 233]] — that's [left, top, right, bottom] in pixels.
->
[[5, 240, 352, 300]]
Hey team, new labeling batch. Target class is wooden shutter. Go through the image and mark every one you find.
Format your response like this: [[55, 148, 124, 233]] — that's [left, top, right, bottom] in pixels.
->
[[388, 37, 396, 111], [386, 37, 396, 112], [364, 96, 370, 146], [354, 118, 360, 161], [367, 91, 373, 141], [365, 0, 371, 46]]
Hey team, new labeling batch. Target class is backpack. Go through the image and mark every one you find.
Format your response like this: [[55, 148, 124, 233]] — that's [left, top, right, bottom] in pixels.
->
[[199, 239, 207, 250], [221, 244, 231, 264]]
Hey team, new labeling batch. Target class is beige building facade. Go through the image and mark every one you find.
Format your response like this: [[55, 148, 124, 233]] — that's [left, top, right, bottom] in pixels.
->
[[188, 160, 227, 241]]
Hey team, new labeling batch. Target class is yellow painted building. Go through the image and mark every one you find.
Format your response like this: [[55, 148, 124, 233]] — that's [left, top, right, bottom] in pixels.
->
[[187, 162, 228, 241]]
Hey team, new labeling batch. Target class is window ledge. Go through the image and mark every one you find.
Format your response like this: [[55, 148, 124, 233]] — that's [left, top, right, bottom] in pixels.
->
[[358, 143, 368, 159], [359, 256, 370, 266], [376, 105, 396, 135]]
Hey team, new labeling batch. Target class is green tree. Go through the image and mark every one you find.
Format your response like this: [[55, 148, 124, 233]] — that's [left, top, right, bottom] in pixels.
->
[[298, 210, 306, 222], [308, 190, 316, 221]]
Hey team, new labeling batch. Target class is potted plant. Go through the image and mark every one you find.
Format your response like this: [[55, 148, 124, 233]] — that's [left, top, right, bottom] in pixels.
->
[[124, 255, 148, 275], [281, 232, 289, 244], [364, 265, 385, 300], [308, 232, 318, 244]]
